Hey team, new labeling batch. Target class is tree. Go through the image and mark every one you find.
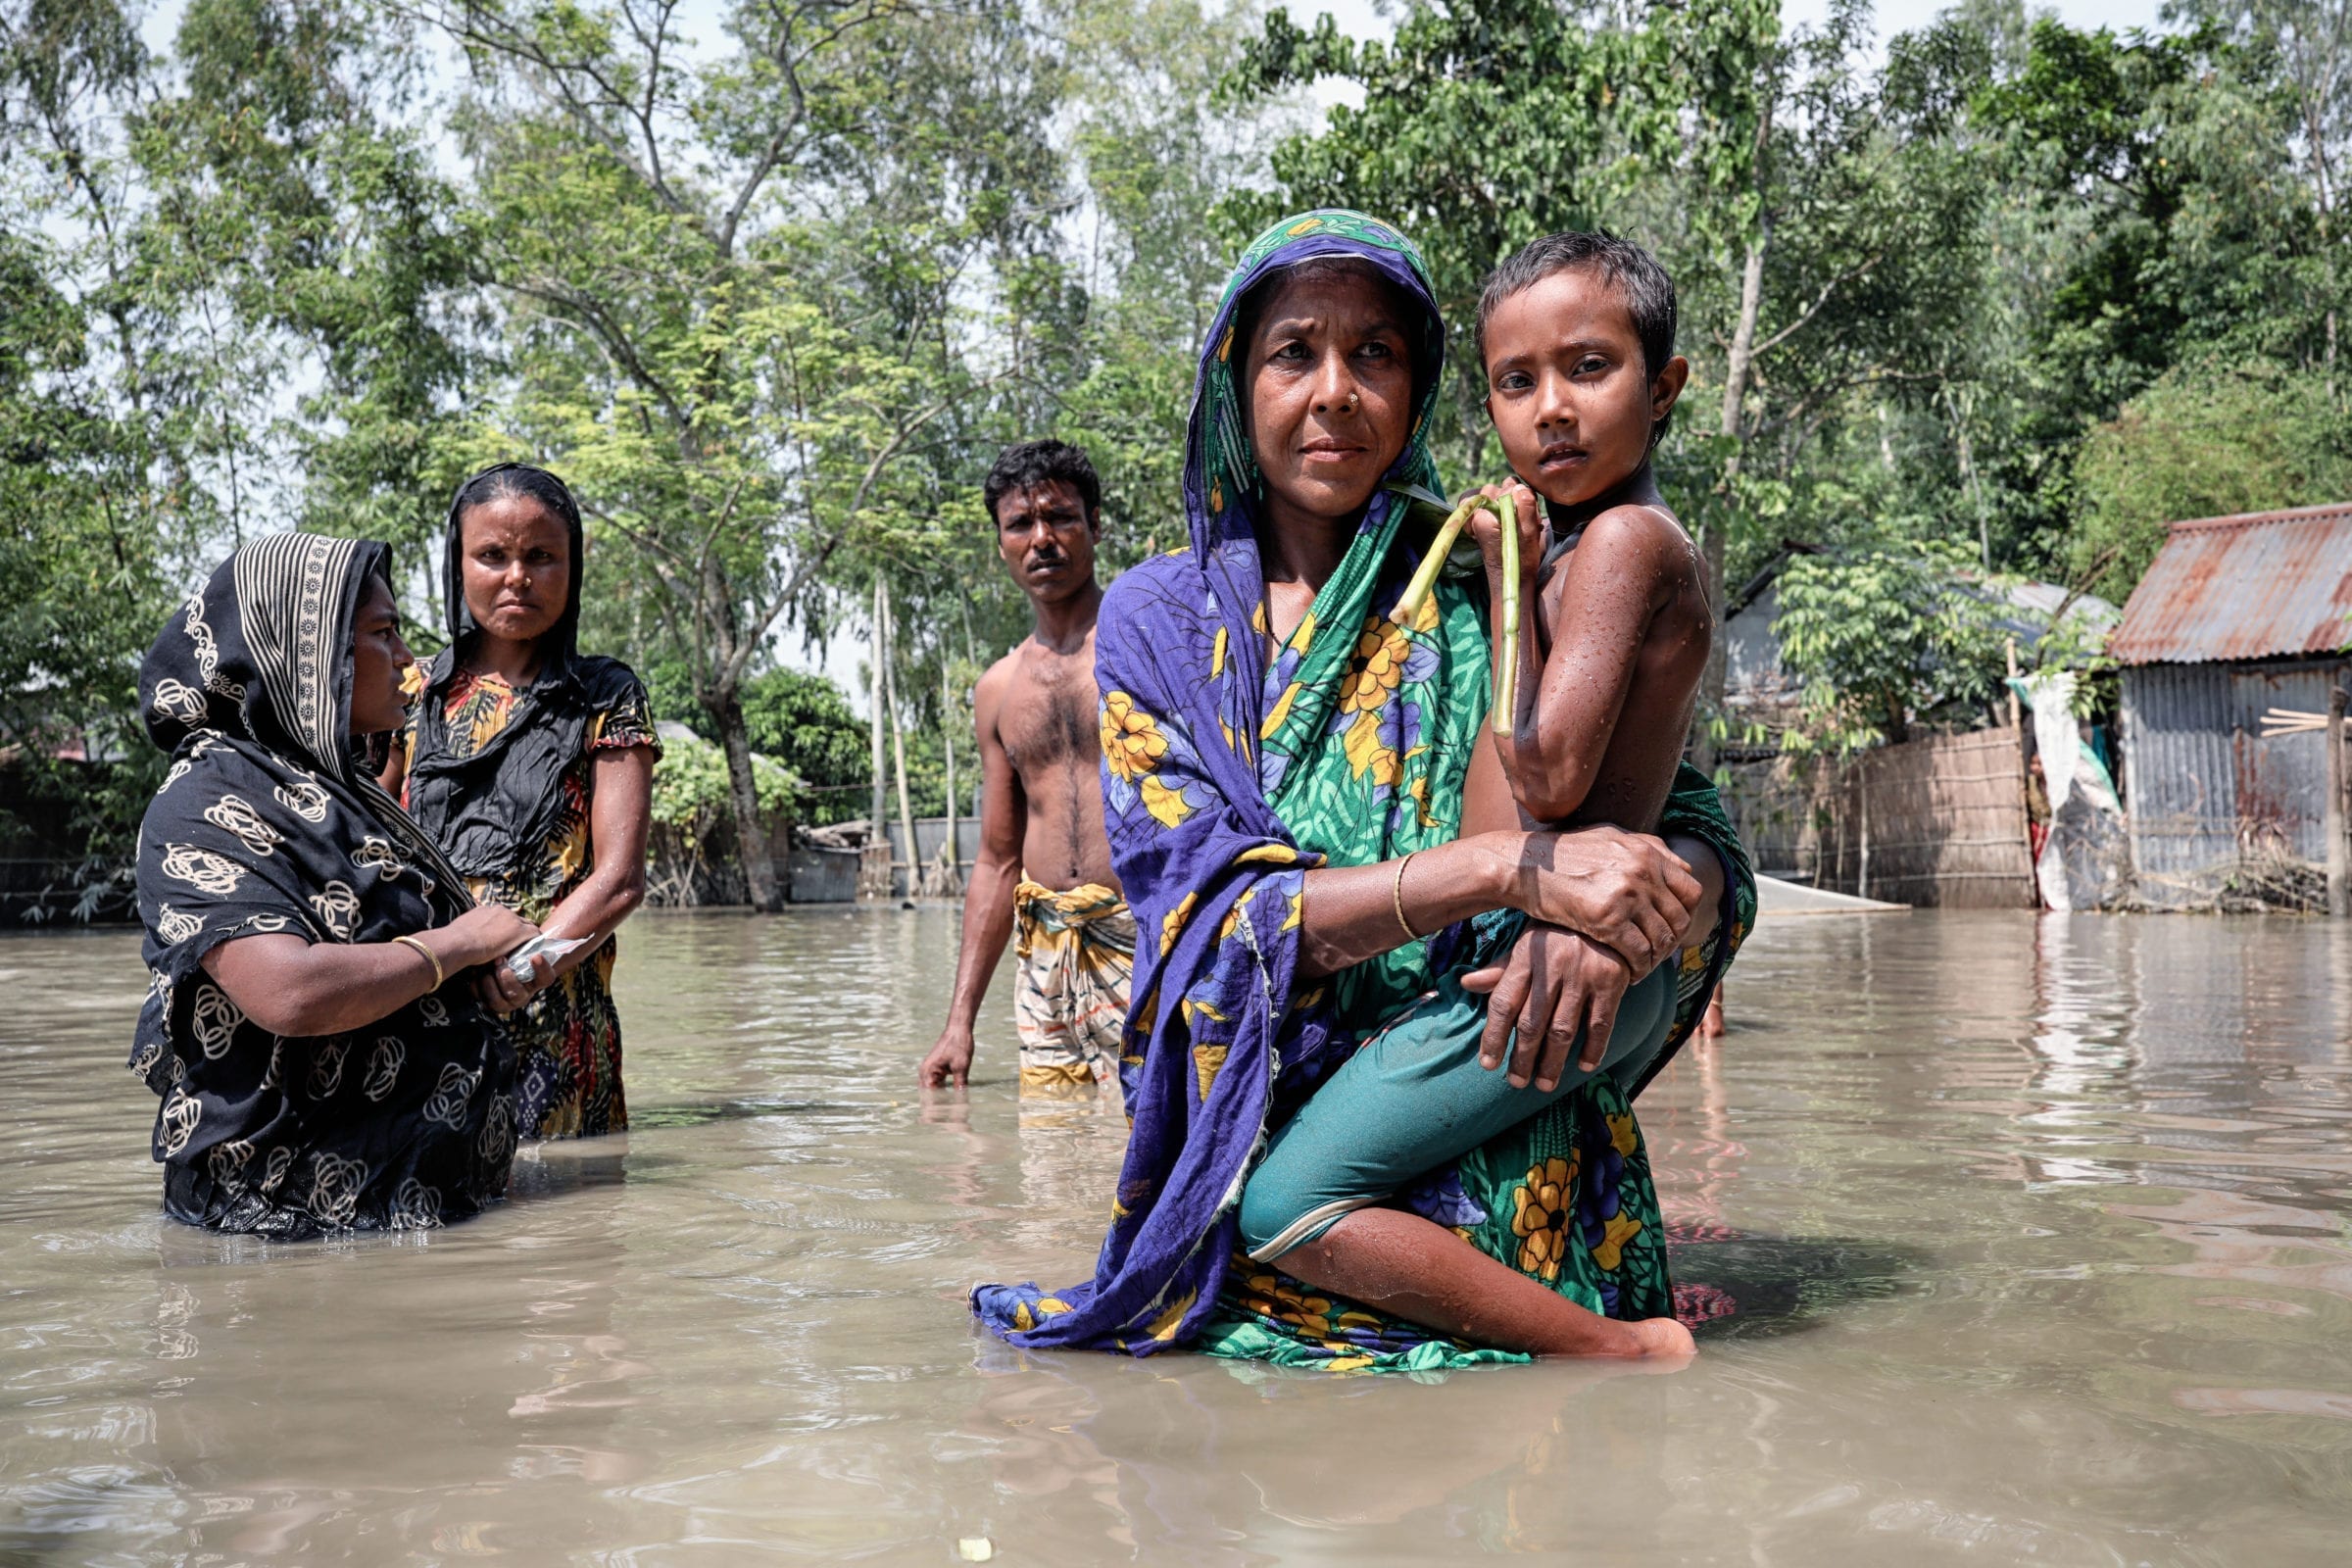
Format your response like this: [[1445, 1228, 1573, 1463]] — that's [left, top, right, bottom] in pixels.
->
[[137, 0, 476, 562], [18, 0, 2352, 893], [417, 0, 1067, 908], [1224, 0, 1992, 755], [1220, 0, 1679, 467], [2070, 364, 2352, 600], [2240, 0, 2352, 383], [1056, 0, 1275, 549], [1948, 8, 2338, 595], [1978, 19, 2280, 406], [0, 226, 172, 872], [1, 0, 466, 882]]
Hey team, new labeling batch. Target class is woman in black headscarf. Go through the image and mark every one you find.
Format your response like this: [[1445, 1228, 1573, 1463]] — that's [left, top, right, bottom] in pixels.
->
[[130, 532, 544, 1236], [385, 464, 659, 1142]]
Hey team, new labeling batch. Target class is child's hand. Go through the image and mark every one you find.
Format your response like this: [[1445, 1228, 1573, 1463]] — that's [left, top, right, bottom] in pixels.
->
[[1464, 482, 1544, 584], [1461, 923, 1633, 1092]]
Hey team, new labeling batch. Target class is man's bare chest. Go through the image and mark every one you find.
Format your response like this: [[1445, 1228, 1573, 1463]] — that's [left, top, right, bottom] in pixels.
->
[[999, 653, 1098, 774]]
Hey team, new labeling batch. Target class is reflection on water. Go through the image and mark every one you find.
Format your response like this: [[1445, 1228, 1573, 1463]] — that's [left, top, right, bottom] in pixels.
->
[[7, 907, 2352, 1563]]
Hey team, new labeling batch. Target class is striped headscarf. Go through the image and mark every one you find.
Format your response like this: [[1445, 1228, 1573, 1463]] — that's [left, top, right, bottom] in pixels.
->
[[129, 534, 515, 1238]]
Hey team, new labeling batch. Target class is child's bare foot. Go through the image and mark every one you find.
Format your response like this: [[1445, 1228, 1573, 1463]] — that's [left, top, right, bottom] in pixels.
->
[[1622, 1315, 1696, 1361], [1526, 1310, 1694, 1361]]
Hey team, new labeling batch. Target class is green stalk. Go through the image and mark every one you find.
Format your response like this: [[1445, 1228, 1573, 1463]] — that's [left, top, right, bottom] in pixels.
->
[[1494, 500, 1519, 736], [1389, 494, 1483, 626]]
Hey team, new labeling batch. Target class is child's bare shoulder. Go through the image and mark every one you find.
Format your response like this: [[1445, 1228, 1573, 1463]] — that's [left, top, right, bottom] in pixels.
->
[[1545, 502, 1703, 623], [1572, 501, 1700, 580]]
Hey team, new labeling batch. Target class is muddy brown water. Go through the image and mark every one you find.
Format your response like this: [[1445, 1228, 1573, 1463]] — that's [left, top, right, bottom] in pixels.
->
[[5, 908, 2351, 1564]]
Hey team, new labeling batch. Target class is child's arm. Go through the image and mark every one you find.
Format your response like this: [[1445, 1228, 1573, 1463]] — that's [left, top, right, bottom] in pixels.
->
[[1470, 485, 1706, 829]]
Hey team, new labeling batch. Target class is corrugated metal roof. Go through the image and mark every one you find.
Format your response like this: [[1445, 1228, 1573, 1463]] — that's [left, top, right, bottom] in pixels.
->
[[2109, 503, 2352, 666]]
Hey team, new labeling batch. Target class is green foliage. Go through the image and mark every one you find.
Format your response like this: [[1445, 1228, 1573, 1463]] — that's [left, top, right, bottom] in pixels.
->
[[1979, 18, 2319, 401], [1228, 0, 2351, 742], [423, 0, 1094, 901], [1772, 542, 2012, 752], [13, 0, 2352, 902], [1056, 0, 1272, 556], [1960, 7, 2341, 573], [648, 730, 796, 832], [647, 662, 877, 826], [2070, 364, 2352, 604], [738, 671, 870, 801], [0, 231, 167, 773], [1227, 0, 1998, 623], [1221, 0, 1679, 467], [135, 0, 473, 557]]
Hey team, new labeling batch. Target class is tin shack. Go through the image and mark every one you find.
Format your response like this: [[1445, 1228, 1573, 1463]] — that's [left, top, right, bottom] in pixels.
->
[[2110, 503, 2352, 907]]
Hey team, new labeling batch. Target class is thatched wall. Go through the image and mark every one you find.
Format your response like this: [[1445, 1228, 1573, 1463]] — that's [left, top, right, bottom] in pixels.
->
[[1722, 726, 2036, 908]]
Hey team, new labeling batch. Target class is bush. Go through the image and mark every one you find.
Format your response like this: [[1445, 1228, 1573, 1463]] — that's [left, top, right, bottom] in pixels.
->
[[649, 729, 796, 827], [738, 669, 872, 825], [1773, 541, 2012, 753], [643, 662, 874, 826], [644, 729, 798, 906]]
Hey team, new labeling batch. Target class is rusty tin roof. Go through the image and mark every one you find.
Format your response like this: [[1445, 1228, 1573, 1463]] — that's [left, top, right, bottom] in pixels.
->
[[2109, 502, 2352, 666]]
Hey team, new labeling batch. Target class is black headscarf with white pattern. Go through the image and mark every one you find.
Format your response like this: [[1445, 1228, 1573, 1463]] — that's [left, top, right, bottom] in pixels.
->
[[129, 533, 517, 1238]]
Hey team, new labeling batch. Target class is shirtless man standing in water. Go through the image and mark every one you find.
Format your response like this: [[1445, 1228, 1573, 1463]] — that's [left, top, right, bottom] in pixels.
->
[[918, 441, 1133, 1096]]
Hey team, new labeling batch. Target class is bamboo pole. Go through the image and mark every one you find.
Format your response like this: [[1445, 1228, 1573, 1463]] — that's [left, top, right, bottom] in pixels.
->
[[885, 588, 917, 903], [863, 578, 889, 900], [2328, 685, 2347, 917], [1858, 754, 1873, 904], [2008, 637, 2039, 911], [936, 660, 962, 896], [868, 579, 887, 839], [1835, 761, 1849, 895]]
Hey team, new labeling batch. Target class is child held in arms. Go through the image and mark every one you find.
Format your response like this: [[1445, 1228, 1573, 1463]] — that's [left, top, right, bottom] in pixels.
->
[[1454, 230, 1717, 1094]]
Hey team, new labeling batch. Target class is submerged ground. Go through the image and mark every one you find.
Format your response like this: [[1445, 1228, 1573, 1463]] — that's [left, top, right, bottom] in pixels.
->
[[4, 908, 2349, 1564]]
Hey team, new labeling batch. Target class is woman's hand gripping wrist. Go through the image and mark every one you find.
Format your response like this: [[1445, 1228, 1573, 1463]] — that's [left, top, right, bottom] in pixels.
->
[[1492, 824, 1701, 977]]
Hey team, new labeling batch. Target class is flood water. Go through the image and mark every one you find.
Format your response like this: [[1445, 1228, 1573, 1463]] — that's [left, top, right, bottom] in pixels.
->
[[6, 907, 2352, 1564]]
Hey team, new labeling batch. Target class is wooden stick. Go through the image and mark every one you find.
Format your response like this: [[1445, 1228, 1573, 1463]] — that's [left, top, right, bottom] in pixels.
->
[[2262, 707, 2328, 737]]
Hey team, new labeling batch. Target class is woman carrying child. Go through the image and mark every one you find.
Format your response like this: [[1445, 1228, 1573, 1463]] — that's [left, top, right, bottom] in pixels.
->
[[385, 464, 660, 1142], [973, 212, 1755, 1369]]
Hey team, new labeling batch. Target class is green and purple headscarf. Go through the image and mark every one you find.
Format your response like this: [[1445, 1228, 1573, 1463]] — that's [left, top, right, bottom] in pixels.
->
[[970, 211, 1753, 1362], [970, 210, 1495, 1353]]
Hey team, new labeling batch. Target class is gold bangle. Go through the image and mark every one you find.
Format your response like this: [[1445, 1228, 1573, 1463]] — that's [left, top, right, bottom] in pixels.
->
[[394, 934, 444, 991], [1392, 851, 1420, 943]]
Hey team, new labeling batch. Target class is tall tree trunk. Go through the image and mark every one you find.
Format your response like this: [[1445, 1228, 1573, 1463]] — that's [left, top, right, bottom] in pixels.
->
[[869, 577, 888, 838], [885, 590, 918, 903], [1696, 231, 1769, 773], [2310, 93, 2337, 402], [712, 683, 782, 912], [1949, 389, 1989, 568], [937, 660, 961, 896]]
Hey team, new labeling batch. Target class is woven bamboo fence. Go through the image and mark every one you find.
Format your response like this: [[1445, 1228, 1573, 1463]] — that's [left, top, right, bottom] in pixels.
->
[[1723, 725, 2036, 908]]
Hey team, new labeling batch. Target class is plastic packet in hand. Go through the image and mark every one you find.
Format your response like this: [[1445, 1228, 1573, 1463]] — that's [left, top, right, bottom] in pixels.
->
[[506, 934, 584, 981]]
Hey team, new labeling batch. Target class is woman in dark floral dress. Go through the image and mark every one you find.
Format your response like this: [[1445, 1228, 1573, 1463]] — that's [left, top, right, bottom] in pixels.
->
[[388, 464, 660, 1141]]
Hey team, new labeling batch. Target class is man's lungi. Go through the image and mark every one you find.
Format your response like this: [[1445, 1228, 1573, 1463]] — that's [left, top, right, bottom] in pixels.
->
[[1011, 879, 1135, 1095]]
